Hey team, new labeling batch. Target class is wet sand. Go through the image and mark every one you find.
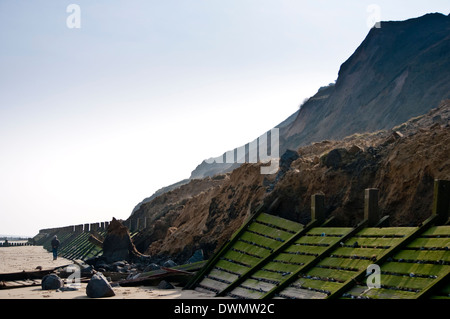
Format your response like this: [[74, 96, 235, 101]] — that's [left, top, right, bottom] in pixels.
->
[[0, 246, 219, 299]]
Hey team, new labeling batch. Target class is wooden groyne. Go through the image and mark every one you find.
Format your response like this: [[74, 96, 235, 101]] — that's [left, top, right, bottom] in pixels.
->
[[184, 179, 450, 299]]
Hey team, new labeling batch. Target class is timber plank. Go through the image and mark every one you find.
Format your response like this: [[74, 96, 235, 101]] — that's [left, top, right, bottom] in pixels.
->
[[208, 269, 240, 283], [283, 244, 327, 255], [343, 237, 405, 247], [421, 226, 450, 237], [355, 227, 416, 237], [198, 277, 229, 291], [406, 237, 450, 248], [306, 267, 356, 282], [277, 286, 327, 299], [251, 269, 286, 282], [216, 259, 251, 275], [256, 213, 303, 233], [294, 236, 338, 246], [317, 257, 372, 270], [306, 227, 353, 236], [239, 232, 282, 250], [230, 286, 265, 299], [263, 262, 303, 273], [247, 223, 292, 241], [380, 274, 434, 290], [238, 278, 276, 293], [222, 250, 262, 267], [273, 253, 315, 265], [393, 250, 450, 262], [233, 241, 272, 258], [381, 262, 448, 276], [291, 277, 342, 293]]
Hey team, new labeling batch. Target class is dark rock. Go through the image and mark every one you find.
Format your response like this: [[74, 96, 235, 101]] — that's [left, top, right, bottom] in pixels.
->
[[111, 260, 130, 272], [86, 273, 115, 298], [162, 259, 177, 268], [158, 280, 175, 289], [279, 149, 300, 171], [134, 255, 153, 264], [266, 149, 301, 192], [143, 263, 160, 272], [187, 249, 204, 264], [112, 261, 127, 268], [130, 263, 145, 271], [41, 273, 64, 290], [80, 265, 94, 276], [96, 263, 112, 272], [432, 115, 443, 124], [348, 145, 363, 155], [85, 256, 106, 268], [321, 148, 348, 169]]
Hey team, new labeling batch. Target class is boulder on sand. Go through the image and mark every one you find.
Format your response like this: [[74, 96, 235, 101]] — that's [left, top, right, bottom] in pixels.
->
[[86, 272, 115, 298], [41, 273, 64, 290]]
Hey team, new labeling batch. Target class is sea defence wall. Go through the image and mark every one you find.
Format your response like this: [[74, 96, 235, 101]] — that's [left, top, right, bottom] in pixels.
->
[[37, 217, 148, 237], [184, 179, 450, 299], [0, 241, 32, 247], [33, 218, 142, 261], [30, 179, 449, 298]]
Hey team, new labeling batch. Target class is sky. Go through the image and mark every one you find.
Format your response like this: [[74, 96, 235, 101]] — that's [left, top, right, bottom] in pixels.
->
[[0, 1, 448, 237]]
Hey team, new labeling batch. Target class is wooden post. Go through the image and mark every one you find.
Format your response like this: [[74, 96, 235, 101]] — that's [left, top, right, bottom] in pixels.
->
[[432, 179, 450, 225], [311, 194, 325, 223], [364, 188, 379, 226], [90, 223, 99, 232]]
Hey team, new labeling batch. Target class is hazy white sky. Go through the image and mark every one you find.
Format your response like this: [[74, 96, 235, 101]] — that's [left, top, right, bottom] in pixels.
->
[[0, 1, 448, 236]]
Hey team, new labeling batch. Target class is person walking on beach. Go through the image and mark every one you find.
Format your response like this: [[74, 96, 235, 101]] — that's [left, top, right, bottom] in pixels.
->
[[51, 235, 60, 260]]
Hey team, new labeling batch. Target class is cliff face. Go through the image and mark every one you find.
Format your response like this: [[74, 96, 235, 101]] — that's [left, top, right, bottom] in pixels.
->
[[133, 101, 450, 263], [281, 13, 450, 152], [190, 13, 450, 179], [129, 14, 450, 263], [266, 101, 450, 227]]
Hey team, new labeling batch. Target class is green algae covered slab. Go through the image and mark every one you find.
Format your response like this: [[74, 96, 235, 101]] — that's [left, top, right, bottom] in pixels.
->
[[256, 213, 303, 233]]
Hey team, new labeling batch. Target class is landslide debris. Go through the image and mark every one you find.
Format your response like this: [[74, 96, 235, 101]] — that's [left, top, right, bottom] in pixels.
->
[[131, 100, 450, 263]]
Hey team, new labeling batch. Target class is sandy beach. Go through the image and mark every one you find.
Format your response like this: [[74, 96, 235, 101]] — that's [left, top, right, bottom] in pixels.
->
[[0, 246, 220, 299], [0, 245, 73, 273]]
